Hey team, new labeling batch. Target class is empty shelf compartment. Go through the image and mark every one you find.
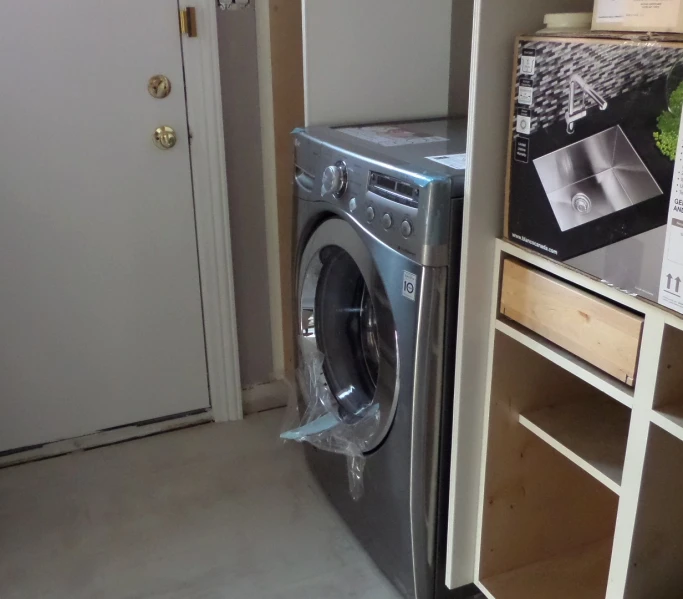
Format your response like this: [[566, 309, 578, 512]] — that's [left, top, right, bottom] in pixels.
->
[[652, 326, 683, 441], [624, 425, 683, 598], [478, 331, 619, 599], [519, 397, 630, 493]]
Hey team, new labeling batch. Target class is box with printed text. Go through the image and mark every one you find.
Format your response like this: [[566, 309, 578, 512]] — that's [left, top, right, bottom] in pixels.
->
[[592, 0, 683, 34], [505, 34, 683, 315]]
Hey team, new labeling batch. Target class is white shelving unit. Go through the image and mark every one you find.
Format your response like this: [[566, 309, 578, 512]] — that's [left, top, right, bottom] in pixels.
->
[[467, 239, 683, 599], [443, 0, 683, 596]]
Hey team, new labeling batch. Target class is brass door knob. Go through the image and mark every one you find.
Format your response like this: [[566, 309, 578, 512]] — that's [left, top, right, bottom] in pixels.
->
[[153, 126, 177, 150], [148, 75, 171, 99]]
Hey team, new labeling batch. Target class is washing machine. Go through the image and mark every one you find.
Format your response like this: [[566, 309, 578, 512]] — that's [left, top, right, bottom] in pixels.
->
[[293, 119, 473, 599]]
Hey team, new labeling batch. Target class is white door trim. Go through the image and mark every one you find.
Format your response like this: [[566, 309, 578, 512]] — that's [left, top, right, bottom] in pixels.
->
[[181, 0, 243, 421]]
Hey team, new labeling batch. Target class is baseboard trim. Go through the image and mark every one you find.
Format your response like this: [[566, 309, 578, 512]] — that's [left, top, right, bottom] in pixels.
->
[[0, 410, 213, 469], [242, 379, 289, 415]]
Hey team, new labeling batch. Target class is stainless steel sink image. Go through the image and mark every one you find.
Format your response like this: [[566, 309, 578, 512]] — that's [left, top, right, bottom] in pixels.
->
[[533, 126, 662, 231]]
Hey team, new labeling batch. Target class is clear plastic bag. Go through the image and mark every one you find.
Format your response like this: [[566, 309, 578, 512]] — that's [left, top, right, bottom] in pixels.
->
[[281, 336, 379, 501]]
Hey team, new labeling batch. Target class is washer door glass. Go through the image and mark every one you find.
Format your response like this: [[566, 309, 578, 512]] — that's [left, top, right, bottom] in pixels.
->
[[299, 218, 398, 452]]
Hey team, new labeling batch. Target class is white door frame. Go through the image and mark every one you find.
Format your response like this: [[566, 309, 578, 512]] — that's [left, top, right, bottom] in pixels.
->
[[181, 0, 242, 421]]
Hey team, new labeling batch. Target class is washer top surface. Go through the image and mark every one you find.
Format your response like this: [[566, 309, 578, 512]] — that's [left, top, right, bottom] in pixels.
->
[[298, 118, 468, 198]]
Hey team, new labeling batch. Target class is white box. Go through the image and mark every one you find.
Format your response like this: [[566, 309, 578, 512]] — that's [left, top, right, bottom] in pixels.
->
[[593, 0, 683, 33], [658, 113, 683, 314]]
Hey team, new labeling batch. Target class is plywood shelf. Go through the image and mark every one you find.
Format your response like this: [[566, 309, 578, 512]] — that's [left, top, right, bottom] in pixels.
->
[[496, 319, 634, 409], [519, 398, 630, 495], [480, 539, 613, 599]]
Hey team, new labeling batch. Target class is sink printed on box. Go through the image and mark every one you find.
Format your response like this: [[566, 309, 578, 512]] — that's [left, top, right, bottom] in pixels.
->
[[534, 126, 662, 231]]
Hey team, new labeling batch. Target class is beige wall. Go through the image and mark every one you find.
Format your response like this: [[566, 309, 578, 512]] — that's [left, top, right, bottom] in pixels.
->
[[302, 0, 453, 126], [216, 6, 273, 387], [449, 0, 474, 117]]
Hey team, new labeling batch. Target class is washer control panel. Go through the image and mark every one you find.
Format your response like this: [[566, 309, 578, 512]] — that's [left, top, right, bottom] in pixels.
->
[[295, 130, 457, 266], [321, 157, 426, 261], [368, 172, 419, 208]]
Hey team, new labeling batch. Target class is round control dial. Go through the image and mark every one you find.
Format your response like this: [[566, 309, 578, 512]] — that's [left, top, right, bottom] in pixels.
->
[[400, 219, 413, 238], [366, 206, 375, 222], [381, 213, 393, 230], [321, 161, 348, 197]]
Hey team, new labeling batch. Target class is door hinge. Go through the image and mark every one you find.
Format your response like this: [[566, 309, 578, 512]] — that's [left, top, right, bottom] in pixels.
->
[[179, 6, 198, 38]]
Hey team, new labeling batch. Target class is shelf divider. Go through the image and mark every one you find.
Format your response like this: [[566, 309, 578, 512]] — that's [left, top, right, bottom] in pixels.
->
[[518, 398, 630, 495], [651, 406, 683, 443]]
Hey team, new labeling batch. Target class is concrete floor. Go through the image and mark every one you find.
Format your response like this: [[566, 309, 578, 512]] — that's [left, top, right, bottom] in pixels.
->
[[0, 409, 401, 599]]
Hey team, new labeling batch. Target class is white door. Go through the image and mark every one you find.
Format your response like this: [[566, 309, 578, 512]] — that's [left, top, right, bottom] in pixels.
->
[[0, 0, 211, 452]]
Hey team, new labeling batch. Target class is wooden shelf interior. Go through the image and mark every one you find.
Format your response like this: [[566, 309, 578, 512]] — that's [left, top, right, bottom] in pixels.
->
[[483, 539, 613, 599], [653, 326, 683, 435], [497, 317, 634, 408], [519, 396, 630, 494], [624, 425, 683, 598], [479, 332, 619, 599]]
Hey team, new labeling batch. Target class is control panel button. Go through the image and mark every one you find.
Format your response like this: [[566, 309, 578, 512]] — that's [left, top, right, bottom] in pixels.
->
[[400, 219, 413, 238], [366, 206, 375, 222], [381, 213, 393, 230]]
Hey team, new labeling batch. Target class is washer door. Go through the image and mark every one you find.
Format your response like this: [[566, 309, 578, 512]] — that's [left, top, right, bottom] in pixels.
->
[[298, 218, 398, 452]]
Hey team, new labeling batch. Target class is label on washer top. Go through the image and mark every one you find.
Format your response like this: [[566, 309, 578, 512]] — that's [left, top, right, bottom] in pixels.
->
[[402, 271, 417, 301], [337, 125, 447, 147], [426, 153, 467, 170]]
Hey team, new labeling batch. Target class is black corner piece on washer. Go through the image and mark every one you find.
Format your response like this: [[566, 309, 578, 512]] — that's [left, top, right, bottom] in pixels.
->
[[442, 583, 484, 599]]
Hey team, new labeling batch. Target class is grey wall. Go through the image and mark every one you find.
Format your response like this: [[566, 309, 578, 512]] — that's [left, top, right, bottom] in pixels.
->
[[217, 6, 273, 387]]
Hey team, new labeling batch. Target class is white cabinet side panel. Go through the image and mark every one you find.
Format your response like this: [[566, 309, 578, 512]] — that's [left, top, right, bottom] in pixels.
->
[[445, 0, 593, 589]]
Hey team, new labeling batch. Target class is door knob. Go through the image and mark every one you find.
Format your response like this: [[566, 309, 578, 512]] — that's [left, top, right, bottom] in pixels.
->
[[153, 126, 177, 150], [148, 75, 171, 99]]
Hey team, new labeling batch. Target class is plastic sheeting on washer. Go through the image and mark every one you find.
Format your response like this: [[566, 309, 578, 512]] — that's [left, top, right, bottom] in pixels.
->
[[281, 337, 379, 501]]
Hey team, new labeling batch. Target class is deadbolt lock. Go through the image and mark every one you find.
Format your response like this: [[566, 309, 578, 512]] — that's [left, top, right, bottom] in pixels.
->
[[153, 126, 177, 150], [148, 75, 171, 99]]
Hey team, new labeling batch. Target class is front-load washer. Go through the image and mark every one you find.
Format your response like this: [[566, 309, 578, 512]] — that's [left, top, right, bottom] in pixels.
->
[[293, 119, 473, 599]]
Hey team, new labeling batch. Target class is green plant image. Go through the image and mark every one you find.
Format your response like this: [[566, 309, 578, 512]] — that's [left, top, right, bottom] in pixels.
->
[[654, 81, 683, 160]]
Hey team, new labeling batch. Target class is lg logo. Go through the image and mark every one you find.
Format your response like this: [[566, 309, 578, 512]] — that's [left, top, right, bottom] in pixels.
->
[[402, 271, 417, 302]]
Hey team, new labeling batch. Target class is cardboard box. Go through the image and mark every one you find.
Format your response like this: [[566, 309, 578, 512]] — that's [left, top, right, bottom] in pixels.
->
[[505, 34, 683, 315], [593, 0, 683, 34]]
